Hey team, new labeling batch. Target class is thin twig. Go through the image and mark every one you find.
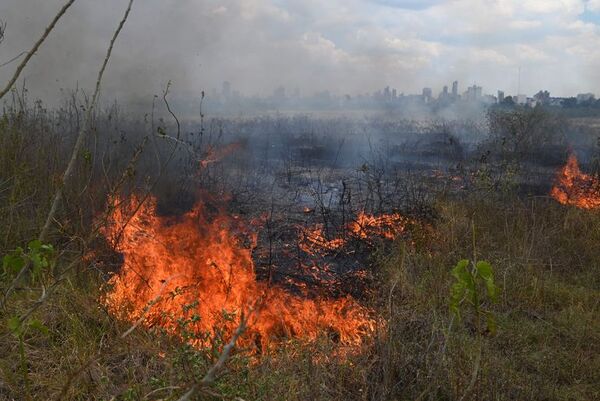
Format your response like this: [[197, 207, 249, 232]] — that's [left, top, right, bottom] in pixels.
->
[[0, 51, 27, 68], [2, 0, 135, 303], [0, 0, 76, 100], [176, 307, 253, 401]]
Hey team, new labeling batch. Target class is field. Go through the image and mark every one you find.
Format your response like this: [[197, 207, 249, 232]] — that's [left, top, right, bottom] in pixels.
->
[[0, 93, 599, 401]]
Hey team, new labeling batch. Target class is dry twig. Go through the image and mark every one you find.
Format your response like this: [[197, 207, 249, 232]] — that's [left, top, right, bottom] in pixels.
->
[[2, 0, 135, 303], [0, 0, 76, 100]]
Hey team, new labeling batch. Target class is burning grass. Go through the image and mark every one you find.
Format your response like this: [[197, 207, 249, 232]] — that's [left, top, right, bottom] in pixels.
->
[[551, 153, 600, 209], [101, 195, 377, 353]]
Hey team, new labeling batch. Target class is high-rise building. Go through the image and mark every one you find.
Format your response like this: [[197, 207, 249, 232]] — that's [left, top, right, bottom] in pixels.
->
[[439, 85, 449, 100], [422, 87, 432, 102], [452, 81, 458, 98], [384, 86, 391, 101], [465, 85, 482, 102], [497, 90, 505, 103]]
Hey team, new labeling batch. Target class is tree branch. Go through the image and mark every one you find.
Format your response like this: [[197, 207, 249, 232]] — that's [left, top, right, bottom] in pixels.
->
[[2, 0, 134, 303], [0, 0, 76, 100]]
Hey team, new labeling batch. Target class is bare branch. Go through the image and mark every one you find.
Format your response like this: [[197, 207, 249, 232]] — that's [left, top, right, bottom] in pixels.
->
[[0, 20, 6, 45], [0, 51, 28, 68], [40, 0, 134, 242], [0, 0, 76, 100], [2, 0, 134, 303], [176, 308, 253, 401]]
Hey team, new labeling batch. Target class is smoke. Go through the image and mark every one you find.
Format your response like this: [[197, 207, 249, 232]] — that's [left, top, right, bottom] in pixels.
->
[[1, 0, 599, 106]]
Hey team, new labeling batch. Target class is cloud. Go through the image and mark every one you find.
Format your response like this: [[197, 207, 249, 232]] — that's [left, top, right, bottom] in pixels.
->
[[0, 0, 599, 101], [588, 0, 600, 12]]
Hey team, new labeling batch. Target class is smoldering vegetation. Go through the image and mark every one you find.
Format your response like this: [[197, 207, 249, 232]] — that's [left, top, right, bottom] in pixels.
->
[[2, 87, 600, 401]]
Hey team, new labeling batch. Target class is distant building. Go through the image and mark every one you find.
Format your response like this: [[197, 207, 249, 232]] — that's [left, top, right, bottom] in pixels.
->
[[383, 86, 391, 101], [422, 87, 433, 102], [438, 85, 450, 100], [482, 95, 497, 104], [515, 94, 527, 105], [497, 90, 505, 103], [452, 81, 458, 98], [465, 85, 482, 101], [222, 81, 231, 99], [576, 93, 595, 104]]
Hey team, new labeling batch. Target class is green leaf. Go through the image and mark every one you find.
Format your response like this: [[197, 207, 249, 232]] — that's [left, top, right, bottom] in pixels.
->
[[7, 316, 22, 336], [3, 253, 25, 275], [451, 259, 470, 280], [476, 261, 498, 302], [40, 244, 54, 254], [475, 261, 493, 280], [27, 239, 42, 252], [28, 319, 49, 336]]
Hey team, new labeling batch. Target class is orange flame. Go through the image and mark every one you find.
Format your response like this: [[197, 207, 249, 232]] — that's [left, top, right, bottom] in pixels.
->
[[550, 154, 600, 209], [101, 196, 376, 352], [199, 143, 241, 168], [300, 211, 411, 256]]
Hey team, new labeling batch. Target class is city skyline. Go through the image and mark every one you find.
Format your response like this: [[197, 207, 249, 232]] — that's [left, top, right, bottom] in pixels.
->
[[2, 0, 600, 104]]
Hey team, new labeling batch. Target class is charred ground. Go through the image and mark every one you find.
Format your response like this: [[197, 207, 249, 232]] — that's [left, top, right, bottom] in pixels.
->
[[1, 93, 599, 400]]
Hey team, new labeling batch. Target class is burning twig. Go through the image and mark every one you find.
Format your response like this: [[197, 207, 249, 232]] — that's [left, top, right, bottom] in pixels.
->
[[120, 275, 181, 338]]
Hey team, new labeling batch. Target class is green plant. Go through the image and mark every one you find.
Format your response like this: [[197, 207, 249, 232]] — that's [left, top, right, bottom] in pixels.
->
[[2, 240, 55, 282], [449, 259, 499, 335]]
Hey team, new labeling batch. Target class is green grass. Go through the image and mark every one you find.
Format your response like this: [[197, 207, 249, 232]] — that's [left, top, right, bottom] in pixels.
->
[[2, 194, 599, 400]]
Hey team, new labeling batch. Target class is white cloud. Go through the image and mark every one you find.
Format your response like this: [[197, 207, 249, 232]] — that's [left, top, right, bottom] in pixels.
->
[[588, 0, 600, 12], [0, 0, 599, 99]]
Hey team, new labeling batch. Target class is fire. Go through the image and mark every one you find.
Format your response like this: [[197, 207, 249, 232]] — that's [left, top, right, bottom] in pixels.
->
[[349, 212, 410, 241], [551, 154, 600, 209], [101, 196, 376, 352], [300, 211, 411, 256], [199, 143, 241, 168]]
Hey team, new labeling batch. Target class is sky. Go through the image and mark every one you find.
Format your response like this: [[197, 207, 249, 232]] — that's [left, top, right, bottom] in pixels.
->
[[1, 0, 600, 102]]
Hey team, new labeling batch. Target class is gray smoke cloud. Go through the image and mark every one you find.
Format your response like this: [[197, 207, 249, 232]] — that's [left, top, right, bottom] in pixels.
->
[[1, 0, 599, 105]]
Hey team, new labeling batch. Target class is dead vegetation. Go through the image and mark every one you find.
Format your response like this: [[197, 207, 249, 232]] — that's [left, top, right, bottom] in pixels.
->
[[1, 2, 599, 400]]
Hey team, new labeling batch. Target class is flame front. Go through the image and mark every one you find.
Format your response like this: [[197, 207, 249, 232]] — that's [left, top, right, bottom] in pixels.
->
[[101, 196, 376, 352], [550, 154, 600, 209], [300, 212, 411, 256]]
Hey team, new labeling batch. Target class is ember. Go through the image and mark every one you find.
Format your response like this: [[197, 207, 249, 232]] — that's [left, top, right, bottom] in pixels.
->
[[101, 196, 376, 352], [300, 211, 411, 256], [550, 154, 600, 209]]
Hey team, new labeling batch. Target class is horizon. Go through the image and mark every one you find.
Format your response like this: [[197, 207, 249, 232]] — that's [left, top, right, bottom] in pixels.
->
[[2, 0, 600, 104]]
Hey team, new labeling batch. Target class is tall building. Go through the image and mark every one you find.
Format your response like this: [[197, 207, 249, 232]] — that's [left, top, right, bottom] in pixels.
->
[[439, 85, 449, 100], [465, 85, 482, 102], [384, 86, 391, 101], [422, 87, 432, 102], [497, 90, 505, 103], [452, 81, 458, 98]]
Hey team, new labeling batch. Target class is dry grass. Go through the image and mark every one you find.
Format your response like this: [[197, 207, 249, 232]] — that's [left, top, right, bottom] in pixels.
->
[[0, 101, 599, 400]]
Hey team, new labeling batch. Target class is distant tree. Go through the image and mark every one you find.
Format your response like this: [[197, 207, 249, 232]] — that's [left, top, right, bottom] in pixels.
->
[[534, 90, 550, 105], [486, 106, 566, 161], [500, 95, 515, 106], [561, 97, 577, 108]]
